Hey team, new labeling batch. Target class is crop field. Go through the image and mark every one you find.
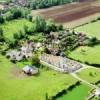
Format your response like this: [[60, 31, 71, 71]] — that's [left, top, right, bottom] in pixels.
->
[[0, 19, 33, 40], [32, 0, 100, 28], [76, 68, 100, 84], [0, 54, 78, 100]]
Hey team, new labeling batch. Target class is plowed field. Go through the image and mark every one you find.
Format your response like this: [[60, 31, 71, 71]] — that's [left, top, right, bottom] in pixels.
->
[[32, 0, 100, 28]]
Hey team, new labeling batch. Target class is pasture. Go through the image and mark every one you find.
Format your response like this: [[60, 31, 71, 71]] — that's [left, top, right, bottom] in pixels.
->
[[0, 54, 78, 100], [77, 68, 100, 84], [68, 45, 100, 64], [75, 20, 100, 39], [0, 19, 33, 40], [57, 84, 91, 100]]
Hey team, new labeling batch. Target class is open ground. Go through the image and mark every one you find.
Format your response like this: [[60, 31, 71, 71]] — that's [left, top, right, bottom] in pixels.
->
[[32, 0, 100, 28]]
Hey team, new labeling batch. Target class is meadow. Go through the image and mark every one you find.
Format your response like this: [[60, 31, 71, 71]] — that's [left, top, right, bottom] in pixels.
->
[[0, 19, 33, 40], [75, 20, 100, 39], [77, 68, 100, 84], [0, 54, 78, 100], [68, 45, 100, 64], [57, 84, 91, 100], [69, 20, 100, 65]]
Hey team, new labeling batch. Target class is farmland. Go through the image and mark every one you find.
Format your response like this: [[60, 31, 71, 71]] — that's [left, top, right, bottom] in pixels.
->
[[77, 68, 100, 85], [68, 19, 100, 65], [75, 20, 100, 39], [0, 54, 78, 100], [0, 19, 33, 40], [0, 0, 100, 100], [68, 45, 100, 65], [32, 0, 100, 28], [57, 84, 91, 100]]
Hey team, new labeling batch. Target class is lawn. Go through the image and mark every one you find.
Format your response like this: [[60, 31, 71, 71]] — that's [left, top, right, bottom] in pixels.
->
[[0, 19, 33, 40], [75, 20, 100, 39], [68, 45, 100, 64], [57, 84, 91, 100], [76, 68, 100, 84], [0, 54, 77, 100]]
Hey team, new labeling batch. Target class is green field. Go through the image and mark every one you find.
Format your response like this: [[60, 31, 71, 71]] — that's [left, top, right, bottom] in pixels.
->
[[57, 84, 91, 100], [68, 45, 100, 64], [69, 21, 100, 65], [0, 19, 33, 40], [75, 20, 100, 39], [77, 68, 100, 84], [0, 54, 78, 100]]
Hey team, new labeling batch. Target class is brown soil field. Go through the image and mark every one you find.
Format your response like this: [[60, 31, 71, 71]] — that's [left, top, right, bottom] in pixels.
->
[[32, 0, 100, 28]]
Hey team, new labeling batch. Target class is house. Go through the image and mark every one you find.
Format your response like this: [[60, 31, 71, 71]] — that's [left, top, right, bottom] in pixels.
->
[[34, 42, 42, 51], [6, 50, 24, 61], [22, 65, 38, 75], [95, 89, 100, 97], [6, 41, 34, 61]]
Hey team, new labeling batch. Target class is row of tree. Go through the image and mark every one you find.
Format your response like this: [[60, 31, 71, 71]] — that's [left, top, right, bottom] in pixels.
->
[[28, 0, 78, 9], [0, 7, 30, 24]]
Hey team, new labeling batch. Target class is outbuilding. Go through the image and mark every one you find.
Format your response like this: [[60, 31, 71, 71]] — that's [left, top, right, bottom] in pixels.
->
[[22, 65, 38, 75]]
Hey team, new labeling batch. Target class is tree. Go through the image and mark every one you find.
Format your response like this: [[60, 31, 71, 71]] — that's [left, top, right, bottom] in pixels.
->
[[0, 27, 5, 42], [8, 39, 18, 49], [5, 11, 13, 21], [12, 9, 22, 19], [13, 32, 20, 40], [0, 16, 5, 24], [31, 54, 40, 67], [46, 19, 57, 32], [33, 16, 46, 32], [27, 14, 32, 21]]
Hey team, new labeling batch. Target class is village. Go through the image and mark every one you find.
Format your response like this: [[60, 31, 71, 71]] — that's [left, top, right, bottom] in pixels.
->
[[0, 0, 100, 100]]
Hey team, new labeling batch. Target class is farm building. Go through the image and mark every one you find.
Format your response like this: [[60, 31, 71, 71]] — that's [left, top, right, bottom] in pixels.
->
[[22, 65, 38, 75], [40, 53, 83, 73]]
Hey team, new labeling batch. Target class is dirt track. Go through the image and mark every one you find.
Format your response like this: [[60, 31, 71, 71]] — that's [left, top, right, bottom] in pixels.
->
[[32, 0, 100, 28]]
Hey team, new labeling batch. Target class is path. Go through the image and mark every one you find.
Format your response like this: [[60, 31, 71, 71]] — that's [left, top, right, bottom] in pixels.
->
[[70, 73, 99, 89], [71, 64, 100, 89]]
